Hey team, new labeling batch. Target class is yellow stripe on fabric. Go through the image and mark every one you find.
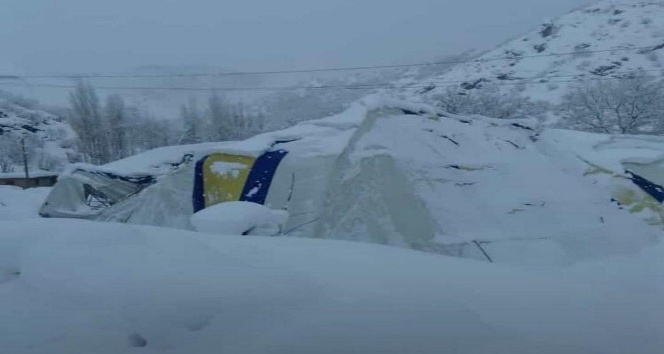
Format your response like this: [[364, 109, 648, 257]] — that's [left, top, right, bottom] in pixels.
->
[[202, 153, 256, 208]]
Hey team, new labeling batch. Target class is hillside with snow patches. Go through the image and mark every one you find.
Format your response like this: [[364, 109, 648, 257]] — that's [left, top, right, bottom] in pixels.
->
[[410, 0, 664, 105], [0, 92, 77, 175]]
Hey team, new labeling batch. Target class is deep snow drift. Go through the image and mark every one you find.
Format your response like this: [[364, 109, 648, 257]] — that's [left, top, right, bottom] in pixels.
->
[[0, 186, 51, 221], [190, 201, 287, 235], [0, 218, 662, 354]]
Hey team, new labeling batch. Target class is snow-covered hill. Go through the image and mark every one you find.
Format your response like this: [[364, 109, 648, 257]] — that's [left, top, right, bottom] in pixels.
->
[[0, 92, 77, 174], [412, 0, 664, 105]]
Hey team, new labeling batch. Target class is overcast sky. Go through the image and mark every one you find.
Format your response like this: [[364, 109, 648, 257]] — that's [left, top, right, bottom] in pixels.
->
[[0, 0, 593, 75]]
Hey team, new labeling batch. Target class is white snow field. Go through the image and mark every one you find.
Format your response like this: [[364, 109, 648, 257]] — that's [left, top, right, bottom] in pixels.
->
[[0, 217, 661, 354], [0, 186, 51, 221]]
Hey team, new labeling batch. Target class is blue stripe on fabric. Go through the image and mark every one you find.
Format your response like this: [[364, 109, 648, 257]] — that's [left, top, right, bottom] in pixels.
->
[[627, 171, 664, 203], [240, 149, 289, 205], [192, 156, 207, 213]]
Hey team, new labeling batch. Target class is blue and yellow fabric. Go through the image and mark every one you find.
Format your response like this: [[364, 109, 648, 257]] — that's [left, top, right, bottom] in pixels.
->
[[192, 149, 289, 212], [626, 170, 664, 203]]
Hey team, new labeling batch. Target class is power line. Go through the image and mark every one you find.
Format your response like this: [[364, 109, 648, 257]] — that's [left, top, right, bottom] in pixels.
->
[[0, 72, 662, 93], [3, 45, 660, 80], [415, 68, 664, 88]]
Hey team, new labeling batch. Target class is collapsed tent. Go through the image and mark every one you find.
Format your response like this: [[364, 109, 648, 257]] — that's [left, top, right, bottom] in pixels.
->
[[624, 162, 664, 203], [39, 96, 662, 265], [39, 168, 155, 219]]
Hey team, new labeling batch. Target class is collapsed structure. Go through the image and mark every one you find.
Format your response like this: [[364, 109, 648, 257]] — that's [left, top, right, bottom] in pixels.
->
[[39, 96, 663, 265]]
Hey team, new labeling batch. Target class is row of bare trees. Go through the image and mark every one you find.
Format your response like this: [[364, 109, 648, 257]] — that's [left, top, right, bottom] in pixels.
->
[[433, 71, 664, 135], [58, 71, 664, 166], [559, 73, 664, 134], [179, 94, 264, 144], [66, 82, 265, 165], [67, 82, 178, 164]]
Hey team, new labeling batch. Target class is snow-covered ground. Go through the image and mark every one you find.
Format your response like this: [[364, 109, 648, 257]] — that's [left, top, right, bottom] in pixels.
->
[[0, 213, 661, 354], [0, 186, 51, 221]]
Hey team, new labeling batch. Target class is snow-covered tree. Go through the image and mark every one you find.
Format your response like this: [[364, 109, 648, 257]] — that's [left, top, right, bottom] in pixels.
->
[[223, 101, 264, 141], [206, 92, 233, 141], [176, 94, 264, 144], [560, 74, 664, 134], [67, 83, 181, 164], [434, 86, 548, 119], [127, 113, 178, 152], [104, 94, 128, 161], [179, 98, 205, 144], [68, 81, 110, 164], [0, 138, 16, 173]]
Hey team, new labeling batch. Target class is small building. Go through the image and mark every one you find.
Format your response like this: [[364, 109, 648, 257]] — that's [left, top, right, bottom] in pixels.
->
[[0, 172, 59, 189]]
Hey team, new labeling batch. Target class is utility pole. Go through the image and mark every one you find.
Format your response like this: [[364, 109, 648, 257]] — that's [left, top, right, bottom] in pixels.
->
[[21, 136, 29, 179]]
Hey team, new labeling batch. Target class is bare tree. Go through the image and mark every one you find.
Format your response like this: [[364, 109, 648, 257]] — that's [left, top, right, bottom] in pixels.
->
[[207, 92, 233, 141], [68, 81, 110, 164], [434, 86, 547, 119], [561, 74, 664, 134], [225, 101, 263, 140], [67, 83, 180, 164], [105, 94, 127, 160], [0, 138, 15, 173], [128, 113, 178, 152], [179, 98, 205, 144]]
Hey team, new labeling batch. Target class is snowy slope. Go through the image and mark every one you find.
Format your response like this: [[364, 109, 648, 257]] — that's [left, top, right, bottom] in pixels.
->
[[0, 92, 77, 174], [0, 218, 661, 354], [412, 0, 664, 105]]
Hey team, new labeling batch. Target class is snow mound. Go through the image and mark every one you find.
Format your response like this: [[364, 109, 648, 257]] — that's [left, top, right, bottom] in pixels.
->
[[191, 201, 288, 235], [0, 186, 50, 221]]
